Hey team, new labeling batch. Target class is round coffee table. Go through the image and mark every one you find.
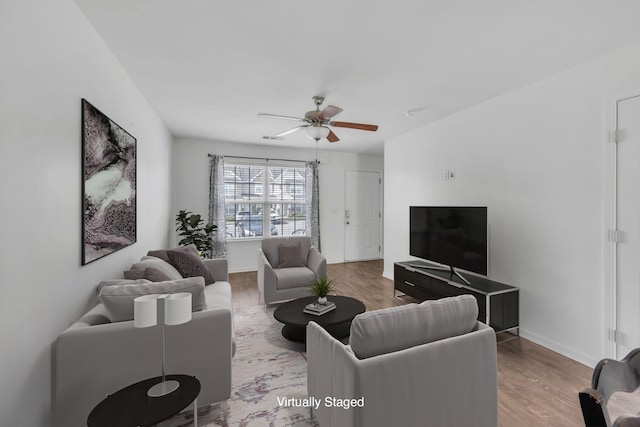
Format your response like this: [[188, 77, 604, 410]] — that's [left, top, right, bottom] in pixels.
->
[[273, 295, 366, 343]]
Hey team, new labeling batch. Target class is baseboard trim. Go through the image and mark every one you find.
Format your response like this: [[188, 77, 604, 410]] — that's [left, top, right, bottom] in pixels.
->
[[228, 267, 257, 274], [519, 328, 599, 368]]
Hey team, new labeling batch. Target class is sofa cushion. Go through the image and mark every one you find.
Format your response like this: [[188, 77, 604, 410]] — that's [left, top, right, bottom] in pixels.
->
[[123, 267, 174, 282], [349, 294, 478, 359], [274, 267, 315, 290], [147, 244, 199, 263], [278, 242, 305, 268], [167, 249, 215, 285], [131, 256, 184, 281], [98, 277, 206, 322]]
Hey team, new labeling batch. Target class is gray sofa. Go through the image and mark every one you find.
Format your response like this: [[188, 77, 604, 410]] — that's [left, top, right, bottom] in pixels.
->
[[307, 295, 498, 427], [53, 255, 235, 427]]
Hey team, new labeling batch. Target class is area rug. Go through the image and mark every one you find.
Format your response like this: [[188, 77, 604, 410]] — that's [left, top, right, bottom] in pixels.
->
[[159, 306, 319, 427]]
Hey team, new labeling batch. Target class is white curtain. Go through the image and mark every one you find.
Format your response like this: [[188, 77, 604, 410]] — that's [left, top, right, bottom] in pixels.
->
[[305, 161, 321, 251], [208, 155, 227, 258]]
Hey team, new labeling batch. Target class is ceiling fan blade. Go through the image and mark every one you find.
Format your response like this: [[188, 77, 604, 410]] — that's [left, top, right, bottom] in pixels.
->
[[274, 125, 308, 137], [318, 105, 343, 121], [330, 121, 378, 131], [327, 130, 340, 143], [258, 113, 307, 123]]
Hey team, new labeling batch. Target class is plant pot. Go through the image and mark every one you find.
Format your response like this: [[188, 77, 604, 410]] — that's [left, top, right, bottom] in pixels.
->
[[317, 296, 327, 305]]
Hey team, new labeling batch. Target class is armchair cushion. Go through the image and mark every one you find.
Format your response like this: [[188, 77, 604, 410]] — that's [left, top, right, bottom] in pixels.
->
[[278, 242, 305, 268], [350, 294, 478, 359], [167, 249, 215, 285], [274, 267, 316, 290], [98, 276, 206, 322]]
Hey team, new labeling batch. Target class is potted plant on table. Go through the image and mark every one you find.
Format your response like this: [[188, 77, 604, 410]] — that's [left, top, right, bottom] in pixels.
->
[[175, 210, 217, 258], [310, 275, 334, 305]]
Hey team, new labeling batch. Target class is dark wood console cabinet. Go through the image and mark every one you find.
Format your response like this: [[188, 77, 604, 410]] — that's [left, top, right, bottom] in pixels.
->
[[394, 261, 519, 333]]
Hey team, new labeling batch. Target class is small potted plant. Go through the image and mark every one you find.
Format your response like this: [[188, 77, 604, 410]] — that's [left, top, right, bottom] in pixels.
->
[[310, 275, 334, 305]]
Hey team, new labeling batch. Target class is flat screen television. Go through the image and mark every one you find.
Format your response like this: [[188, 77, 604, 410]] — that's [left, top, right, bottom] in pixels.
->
[[409, 206, 488, 277]]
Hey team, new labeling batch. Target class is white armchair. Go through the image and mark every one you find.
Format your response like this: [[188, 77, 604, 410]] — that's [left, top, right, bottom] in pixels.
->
[[306, 295, 498, 427], [257, 236, 326, 305]]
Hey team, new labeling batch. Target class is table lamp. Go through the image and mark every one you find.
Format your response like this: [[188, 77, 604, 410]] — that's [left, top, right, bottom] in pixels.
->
[[134, 292, 192, 397]]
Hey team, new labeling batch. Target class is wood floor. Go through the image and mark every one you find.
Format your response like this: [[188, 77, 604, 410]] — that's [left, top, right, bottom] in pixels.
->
[[229, 259, 591, 427]]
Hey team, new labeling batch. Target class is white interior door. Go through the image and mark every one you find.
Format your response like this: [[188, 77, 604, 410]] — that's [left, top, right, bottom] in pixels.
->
[[615, 94, 640, 358], [344, 170, 381, 261]]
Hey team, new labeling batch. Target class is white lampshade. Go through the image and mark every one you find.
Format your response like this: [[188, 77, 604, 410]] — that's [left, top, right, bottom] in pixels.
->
[[134, 294, 159, 328], [164, 293, 192, 325], [305, 125, 330, 141], [133, 292, 192, 398]]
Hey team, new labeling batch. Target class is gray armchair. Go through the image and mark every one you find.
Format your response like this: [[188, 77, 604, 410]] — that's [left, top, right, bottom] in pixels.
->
[[257, 235, 326, 305], [580, 348, 640, 427], [307, 295, 498, 427]]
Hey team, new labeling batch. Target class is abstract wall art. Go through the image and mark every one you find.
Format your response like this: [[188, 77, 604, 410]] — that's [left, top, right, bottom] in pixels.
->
[[82, 99, 137, 265]]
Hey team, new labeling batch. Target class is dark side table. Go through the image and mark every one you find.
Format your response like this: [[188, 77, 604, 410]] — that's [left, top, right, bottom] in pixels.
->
[[87, 374, 200, 427]]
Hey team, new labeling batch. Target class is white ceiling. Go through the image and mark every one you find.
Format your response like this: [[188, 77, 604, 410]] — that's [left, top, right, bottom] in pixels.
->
[[74, 0, 640, 154]]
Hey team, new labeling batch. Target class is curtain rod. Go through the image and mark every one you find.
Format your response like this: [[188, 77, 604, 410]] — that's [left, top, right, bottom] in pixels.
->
[[208, 154, 319, 164]]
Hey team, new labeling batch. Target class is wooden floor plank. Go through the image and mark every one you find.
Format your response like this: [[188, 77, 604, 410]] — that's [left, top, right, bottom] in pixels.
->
[[229, 259, 591, 427]]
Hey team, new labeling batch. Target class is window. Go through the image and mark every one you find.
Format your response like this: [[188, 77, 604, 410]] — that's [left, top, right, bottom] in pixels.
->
[[224, 183, 234, 198], [224, 163, 307, 239]]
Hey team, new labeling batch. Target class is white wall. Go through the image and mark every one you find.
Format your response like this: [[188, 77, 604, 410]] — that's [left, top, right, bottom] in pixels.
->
[[0, 2, 173, 426], [384, 41, 640, 367], [172, 138, 384, 271]]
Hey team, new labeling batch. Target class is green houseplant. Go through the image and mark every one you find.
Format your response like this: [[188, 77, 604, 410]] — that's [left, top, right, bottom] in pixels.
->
[[309, 275, 334, 305], [175, 210, 217, 258]]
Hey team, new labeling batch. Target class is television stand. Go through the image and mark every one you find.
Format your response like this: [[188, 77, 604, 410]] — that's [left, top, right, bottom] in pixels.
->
[[394, 261, 519, 334]]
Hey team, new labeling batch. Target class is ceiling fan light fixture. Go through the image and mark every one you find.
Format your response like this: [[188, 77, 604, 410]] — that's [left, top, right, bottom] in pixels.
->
[[305, 125, 331, 141]]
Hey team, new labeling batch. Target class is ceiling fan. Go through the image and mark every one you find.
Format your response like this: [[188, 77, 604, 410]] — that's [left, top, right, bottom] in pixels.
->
[[258, 96, 378, 143]]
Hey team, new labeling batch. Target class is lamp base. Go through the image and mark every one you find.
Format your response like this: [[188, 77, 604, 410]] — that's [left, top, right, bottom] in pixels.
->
[[147, 379, 180, 397]]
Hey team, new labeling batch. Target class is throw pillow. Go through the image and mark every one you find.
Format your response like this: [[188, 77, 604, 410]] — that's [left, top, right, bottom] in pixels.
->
[[98, 276, 206, 322], [96, 279, 151, 295], [278, 243, 304, 268], [147, 244, 199, 263], [124, 267, 174, 282], [166, 249, 215, 285], [131, 256, 184, 280]]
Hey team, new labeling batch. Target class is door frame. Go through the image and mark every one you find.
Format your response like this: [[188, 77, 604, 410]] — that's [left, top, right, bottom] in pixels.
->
[[343, 169, 383, 262], [603, 88, 640, 359]]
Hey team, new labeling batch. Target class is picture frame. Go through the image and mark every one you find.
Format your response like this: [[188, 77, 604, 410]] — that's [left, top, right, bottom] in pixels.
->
[[81, 99, 137, 265]]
